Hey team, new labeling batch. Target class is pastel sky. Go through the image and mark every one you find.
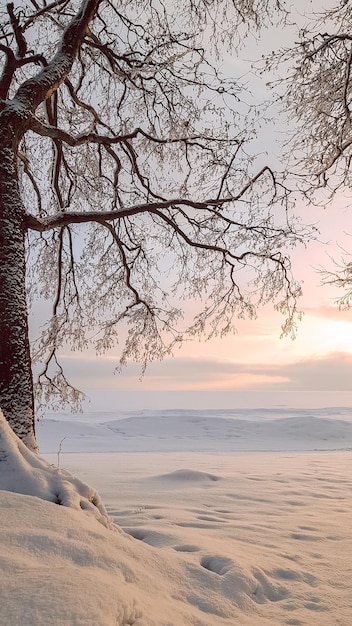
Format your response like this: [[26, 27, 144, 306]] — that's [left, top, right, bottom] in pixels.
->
[[32, 1, 352, 412]]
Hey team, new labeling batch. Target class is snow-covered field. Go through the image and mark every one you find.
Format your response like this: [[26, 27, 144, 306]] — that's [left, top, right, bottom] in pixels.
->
[[1, 407, 352, 625]]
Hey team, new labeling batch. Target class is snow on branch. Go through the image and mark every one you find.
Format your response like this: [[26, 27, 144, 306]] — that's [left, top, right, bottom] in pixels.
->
[[13, 0, 100, 111], [24, 167, 279, 231], [29, 115, 233, 148]]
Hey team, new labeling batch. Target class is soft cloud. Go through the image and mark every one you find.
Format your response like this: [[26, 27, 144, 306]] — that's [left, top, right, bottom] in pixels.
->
[[275, 352, 352, 391], [57, 351, 352, 393]]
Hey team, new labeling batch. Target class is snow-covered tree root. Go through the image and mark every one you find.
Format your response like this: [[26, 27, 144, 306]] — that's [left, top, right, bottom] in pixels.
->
[[0, 410, 110, 527]]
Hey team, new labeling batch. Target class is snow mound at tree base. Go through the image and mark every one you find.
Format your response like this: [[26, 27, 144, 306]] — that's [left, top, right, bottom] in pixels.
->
[[0, 491, 149, 626], [0, 410, 109, 525]]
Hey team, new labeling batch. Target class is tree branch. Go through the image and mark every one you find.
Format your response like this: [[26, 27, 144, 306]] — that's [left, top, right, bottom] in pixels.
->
[[25, 166, 274, 232], [101, 221, 153, 313], [13, 0, 101, 113], [0, 43, 15, 101], [24, 0, 70, 30], [29, 115, 231, 147], [7, 2, 27, 58]]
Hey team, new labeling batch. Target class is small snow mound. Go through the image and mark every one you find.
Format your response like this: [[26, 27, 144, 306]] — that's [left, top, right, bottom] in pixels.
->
[[153, 469, 221, 482], [0, 410, 109, 526]]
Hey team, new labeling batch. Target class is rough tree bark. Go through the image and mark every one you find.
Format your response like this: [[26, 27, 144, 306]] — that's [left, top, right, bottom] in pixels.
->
[[0, 123, 36, 450]]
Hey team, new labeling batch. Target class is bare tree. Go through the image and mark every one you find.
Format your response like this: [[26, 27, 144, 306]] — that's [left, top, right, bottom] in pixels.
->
[[265, 2, 352, 304], [0, 0, 303, 452]]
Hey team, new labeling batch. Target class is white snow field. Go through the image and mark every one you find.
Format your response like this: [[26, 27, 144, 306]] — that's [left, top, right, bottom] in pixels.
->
[[1, 407, 352, 625]]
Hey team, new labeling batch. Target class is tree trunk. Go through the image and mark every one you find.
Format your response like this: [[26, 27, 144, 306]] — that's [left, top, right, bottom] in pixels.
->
[[0, 138, 37, 452]]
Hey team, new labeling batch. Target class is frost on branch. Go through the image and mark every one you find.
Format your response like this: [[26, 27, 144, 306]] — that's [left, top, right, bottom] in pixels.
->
[[0, 0, 307, 437], [262, 2, 352, 306], [0, 410, 110, 526]]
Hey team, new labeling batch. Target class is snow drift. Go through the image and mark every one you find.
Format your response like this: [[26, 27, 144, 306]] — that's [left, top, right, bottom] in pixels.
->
[[0, 409, 108, 524]]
